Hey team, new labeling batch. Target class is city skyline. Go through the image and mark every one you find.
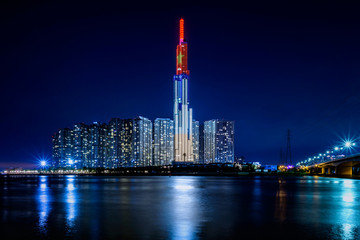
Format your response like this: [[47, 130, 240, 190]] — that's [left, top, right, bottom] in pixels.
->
[[48, 19, 235, 169], [2, 2, 360, 168], [2, 2, 360, 240]]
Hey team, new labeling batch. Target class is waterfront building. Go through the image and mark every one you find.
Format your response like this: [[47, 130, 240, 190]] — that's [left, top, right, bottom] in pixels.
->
[[173, 18, 194, 163], [73, 123, 90, 168], [199, 123, 205, 164], [153, 118, 174, 166], [204, 120, 235, 163], [108, 118, 122, 168], [119, 119, 133, 167], [132, 116, 153, 167], [52, 128, 73, 168], [88, 122, 108, 168], [192, 120, 200, 163]]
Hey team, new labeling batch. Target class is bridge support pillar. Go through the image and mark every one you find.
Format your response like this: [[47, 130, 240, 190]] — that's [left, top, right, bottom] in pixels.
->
[[336, 162, 353, 176], [321, 168, 325, 174]]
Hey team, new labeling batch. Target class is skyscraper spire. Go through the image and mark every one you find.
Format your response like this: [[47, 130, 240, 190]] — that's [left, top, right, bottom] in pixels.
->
[[176, 18, 189, 75], [179, 18, 184, 44]]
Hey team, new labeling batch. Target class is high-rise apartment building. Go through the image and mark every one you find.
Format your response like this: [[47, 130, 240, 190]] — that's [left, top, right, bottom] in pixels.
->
[[119, 119, 133, 167], [153, 118, 174, 166], [199, 123, 205, 164], [73, 123, 89, 168], [192, 120, 200, 163], [52, 117, 155, 168], [52, 128, 73, 168], [204, 120, 235, 163], [88, 122, 108, 168], [132, 116, 153, 167], [108, 118, 122, 168]]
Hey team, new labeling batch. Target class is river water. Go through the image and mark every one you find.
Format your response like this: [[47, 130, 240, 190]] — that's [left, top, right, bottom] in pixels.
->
[[1, 175, 360, 239]]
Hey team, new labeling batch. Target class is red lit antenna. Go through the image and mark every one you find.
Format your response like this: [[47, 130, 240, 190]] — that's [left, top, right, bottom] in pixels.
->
[[179, 18, 184, 44]]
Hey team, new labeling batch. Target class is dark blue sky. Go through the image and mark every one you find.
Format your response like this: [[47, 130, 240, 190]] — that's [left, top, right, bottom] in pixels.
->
[[2, 1, 360, 168]]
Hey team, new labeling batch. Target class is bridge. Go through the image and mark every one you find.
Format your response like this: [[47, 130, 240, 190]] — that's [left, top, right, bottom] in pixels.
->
[[308, 154, 360, 177]]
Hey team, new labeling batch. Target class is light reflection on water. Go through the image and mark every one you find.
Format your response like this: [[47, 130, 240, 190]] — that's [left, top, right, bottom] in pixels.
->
[[65, 175, 77, 232], [37, 176, 50, 234], [2, 176, 360, 239], [171, 178, 198, 240], [274, 179, 287, 223], [336, 180, 357, 240]]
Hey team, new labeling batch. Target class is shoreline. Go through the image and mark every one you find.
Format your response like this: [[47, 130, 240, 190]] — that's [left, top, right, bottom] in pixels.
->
[[1, 172, 358, 179]]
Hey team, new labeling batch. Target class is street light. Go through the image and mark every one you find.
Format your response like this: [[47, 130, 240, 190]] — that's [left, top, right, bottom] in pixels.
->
[[345, 141, 353, 148]]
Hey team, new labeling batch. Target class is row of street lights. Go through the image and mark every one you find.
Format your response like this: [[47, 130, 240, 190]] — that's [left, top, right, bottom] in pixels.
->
[[297, 140, 357, 167]]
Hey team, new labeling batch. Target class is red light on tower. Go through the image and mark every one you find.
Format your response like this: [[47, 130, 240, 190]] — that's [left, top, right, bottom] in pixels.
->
[[179, 18, 184, 44], [176, 18, 189, 75]]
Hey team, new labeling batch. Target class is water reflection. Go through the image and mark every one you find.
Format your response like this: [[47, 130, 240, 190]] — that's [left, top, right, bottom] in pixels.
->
[[37, 176, 50, 235], [274, 179, 287, 222], [337, 179, 357, 240], [9, 176, 360, 239], [65, 175, 78, 233], [251, 177, 262, 222], [170, 177, 198, 240]]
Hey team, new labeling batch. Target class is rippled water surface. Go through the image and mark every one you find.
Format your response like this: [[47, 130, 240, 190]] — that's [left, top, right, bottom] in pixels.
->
[[1, 175, 360, 239]]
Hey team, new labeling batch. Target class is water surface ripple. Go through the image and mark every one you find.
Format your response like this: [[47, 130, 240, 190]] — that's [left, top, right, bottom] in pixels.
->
[[1, 176, 360, 239]]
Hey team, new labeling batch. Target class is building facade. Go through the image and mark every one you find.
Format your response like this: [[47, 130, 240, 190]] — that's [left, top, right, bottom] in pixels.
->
[[119, 119, 133, 167], [88, 122, 109, 168], [153, 118, 174, 166], [192, 120, 200, 163], [73, 123, 89, 168], [108, 118, 122, 168], [52, 128, 73, 168], [132, 116, 153, 167], [204, 120, 235, 164], [199, 123, 205, 164]]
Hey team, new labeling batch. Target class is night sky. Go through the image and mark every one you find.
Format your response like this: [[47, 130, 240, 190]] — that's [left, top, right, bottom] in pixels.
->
[[2, 1, 360, 168]]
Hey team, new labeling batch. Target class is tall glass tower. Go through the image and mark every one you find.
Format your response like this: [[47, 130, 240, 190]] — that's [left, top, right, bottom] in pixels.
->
[[173, 18, 193, 163], [204, 120, 235, 164], [154, 118, 174, 166]]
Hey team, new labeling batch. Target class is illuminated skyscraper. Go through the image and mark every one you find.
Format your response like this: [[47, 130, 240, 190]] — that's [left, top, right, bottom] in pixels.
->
[[88, 122, 108, 168], [192, 120, 200, 163], [52, 128, 73, 168], [153, 118, 174, 166], [73, 123, 90, 168], [199, 123, 205, 164], [173, 18, 193, 163], [204, 120, 235, 163], [132, 116, 153, 167], [108, 118, 122, 168], [119, 119, 133, 167]]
